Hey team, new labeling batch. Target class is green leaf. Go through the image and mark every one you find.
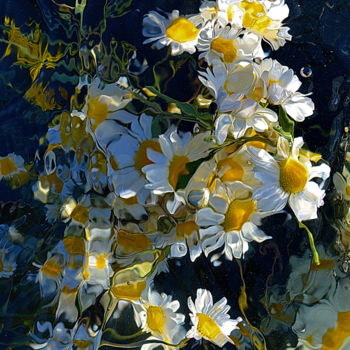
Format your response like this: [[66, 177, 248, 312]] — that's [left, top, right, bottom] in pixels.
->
[[176, 156, 210, 190], [145, 86, 198, 118], [278, 106, 294, 137]]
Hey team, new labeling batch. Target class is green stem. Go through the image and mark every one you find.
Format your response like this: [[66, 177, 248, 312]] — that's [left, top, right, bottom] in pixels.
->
[[298, 221, 320, 265]]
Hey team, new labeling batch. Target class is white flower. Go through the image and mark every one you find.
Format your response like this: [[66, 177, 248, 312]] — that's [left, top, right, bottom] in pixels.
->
[[187, 288, 239, 347], [249, 137, 330, 221], [133, 288, 186, 349], [286, 245, 338, 305], [142, 128, 211, 213], [198, 23, 264, 65], [199, 59, 258, 102], [199, 0, 243, 28], [215, 96, 277, 143], [76, 77, 132, 133], [239, 0, 292, 50], [292, 299, 350, 350], [259, 59, 315, 121], [143, 10, 202, 55], [155, 215, 202, 262], [333, 166, 350, 201], [103, 112, 161, 203], [196, 181, 273, 261]]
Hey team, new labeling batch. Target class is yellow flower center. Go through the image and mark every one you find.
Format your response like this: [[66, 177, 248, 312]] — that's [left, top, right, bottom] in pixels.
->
[[168, 155, 190, 189], [217, 158, 244, 182], [166, 17, 199, 43], [70, 204, 89, 225], [223, 200, 256, 232], [41, 258, 62, 277], [211, 37, 237, 63], [63, 237, 85, 255], [0, 157, 18, 176], [345, 185, 350, 196], [87, 97, 109, 131], [176, 221, 199, 239], [241, 1, 271, 33], [110, 280, 146, 301], [197, 313, 221, 340], [95, 254, 108, 269], [147, 306, 166, 333], [134, 140, 161, 173], [117, 230, 151, 253], [279, 158, 308, 194]]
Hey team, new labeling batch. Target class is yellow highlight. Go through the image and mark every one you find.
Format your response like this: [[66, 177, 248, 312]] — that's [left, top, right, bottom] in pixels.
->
[[322, 310, 350, 350], [279, 158, 308, 194], [0, 157, 18, 176], [87, 97, 109, 131], [197, 313, 221, 340], [166, 17, 199, 43], [70, 205, 89, 225], [241, 1, 271, 33], [134, 140, 161, 173], [63, 237, 85, 255], [211, 37, 237, 63], [111, 280, 146, 300], [176, 221, 199, 238], [217, 158, 244, 182], [168, 155, 190, 189], [117, 230, 151, 253], [310, 259, 335, 271], [147, 306, 165, 333], [72, 340, 92, 349], [346, 185, 350, 196], [41, 258, 61, 277], [121, 196, 139, 205], [224, 200, 256, 232], [95, 254, 108, 269], [3, 17, 64, 81]]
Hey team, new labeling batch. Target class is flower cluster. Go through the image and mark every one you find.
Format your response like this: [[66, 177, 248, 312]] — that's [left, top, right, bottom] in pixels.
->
[[0, 1, 338, 349]]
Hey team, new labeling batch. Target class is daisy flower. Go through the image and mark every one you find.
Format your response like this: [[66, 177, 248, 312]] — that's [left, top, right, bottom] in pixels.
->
[[199, 58, 258, 103], [214, 96, 278, 143], [333, 166, 350, 201], [196, 181, 273, 260], [142, 127, 211, 213], [293, 299, 350, 350], [199, 0, 243, 28], [187, 288, 239, 347], [239, 0, 292, 50], [258, 58, 315, 121], [35, 242, 66, 299], [104, 112, 161, 203], [249, 137, 331, 221], [143, 10, 203, 56], [155, 213, 202, 262], [75, 76, 132, 133], [198, 23, 264, 65], [133, 288, 186, 349]]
